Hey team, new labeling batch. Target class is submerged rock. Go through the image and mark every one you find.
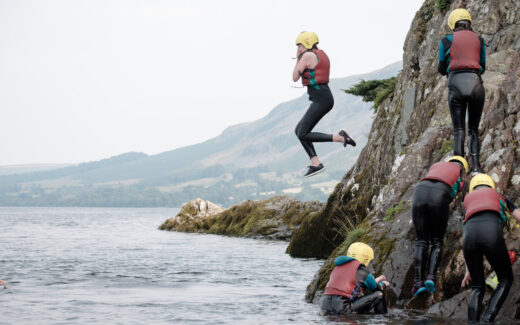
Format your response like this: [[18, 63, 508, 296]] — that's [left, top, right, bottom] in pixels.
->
[[159, 196, 324, 241]]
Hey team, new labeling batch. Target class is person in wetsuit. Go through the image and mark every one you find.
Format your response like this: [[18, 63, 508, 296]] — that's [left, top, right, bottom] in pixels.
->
[[320, 242, 390, 315], [460, 174, 520, 322], [438, 9, 486, 174], [411, 156, 468, 296], [292, 31, 356, 177]]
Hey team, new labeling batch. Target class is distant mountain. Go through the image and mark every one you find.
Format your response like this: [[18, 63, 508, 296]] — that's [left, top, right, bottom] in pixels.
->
[[0, 163, 74, 176], [0, 62, 402, 207]]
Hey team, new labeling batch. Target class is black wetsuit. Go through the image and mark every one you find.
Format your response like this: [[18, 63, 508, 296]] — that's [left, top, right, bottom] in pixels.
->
[[320, 264, 387, 315], [295, 84, 334, 158], [448, 72, 485, 163], [463, 211, 514, 322], [412, 180, 453, 282], [438, 30, 486, 170]]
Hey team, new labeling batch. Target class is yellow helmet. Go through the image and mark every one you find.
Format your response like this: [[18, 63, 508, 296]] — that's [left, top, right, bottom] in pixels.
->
[[346, 242, 374, 266], [448, 8, 472, 30], [448, 156, 468, 173], [296, 31, 319, 50], [469, 173, 496, 192]]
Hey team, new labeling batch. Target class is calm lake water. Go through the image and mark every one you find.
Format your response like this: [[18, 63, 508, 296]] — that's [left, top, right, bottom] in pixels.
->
[[0, 207, 469, 324]]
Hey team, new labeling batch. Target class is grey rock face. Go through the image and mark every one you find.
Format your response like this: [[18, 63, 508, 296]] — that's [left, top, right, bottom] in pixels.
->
[[304, 0, 520, 321]]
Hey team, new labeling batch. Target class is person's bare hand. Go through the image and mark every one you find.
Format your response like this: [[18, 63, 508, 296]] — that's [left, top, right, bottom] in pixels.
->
[[375, 275, 387, 282], [461, 271, 471, 287]]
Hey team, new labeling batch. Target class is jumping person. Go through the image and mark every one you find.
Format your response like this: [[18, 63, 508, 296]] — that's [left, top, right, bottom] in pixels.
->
[[292, 31, 356, 177], [411, 156, 468, 296], [438, 9, 486, 174], [320, 242, 390, 315], [461, 174, 520, 322]]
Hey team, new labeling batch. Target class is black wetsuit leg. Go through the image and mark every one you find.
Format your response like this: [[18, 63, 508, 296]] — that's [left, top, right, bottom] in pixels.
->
[[320, 295, 347, 314], [412, 180, 451, 281], [295, 84, 334, 158], [350, 291, 387, 314], [448, 72, 484, 165], [463, 212, 513, 322]]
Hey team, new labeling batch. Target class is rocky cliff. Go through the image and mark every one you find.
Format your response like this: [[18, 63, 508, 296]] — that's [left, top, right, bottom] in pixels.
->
[[294, 0, 520, 321]]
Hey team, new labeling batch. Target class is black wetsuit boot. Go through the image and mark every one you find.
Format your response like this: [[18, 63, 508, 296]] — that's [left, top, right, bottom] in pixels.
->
[[482, 279, 513, 322], [413, 240, 428, 285], [469, 132, 482, 173], [427, 240, 442, 281]]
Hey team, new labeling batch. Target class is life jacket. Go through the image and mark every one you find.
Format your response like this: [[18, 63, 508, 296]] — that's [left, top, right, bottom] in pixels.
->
[[464, 187, 504, 223], [449, 30, 482, 71], [421, 162, 460, 186], [302, 49, 330, 87], [324, 259, 360, 297]]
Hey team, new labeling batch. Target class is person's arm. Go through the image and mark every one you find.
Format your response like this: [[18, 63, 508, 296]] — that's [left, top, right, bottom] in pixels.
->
[[461, 264, 471, 287], [365, 274, 389, 291], [479, 36, 486, 74], [438, 38, 449, 76], [504, 197, 520, 222], [292, 51, 317, 82]]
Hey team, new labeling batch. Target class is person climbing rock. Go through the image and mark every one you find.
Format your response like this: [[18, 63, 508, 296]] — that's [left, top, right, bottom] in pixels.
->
[[0, 279, 6, 289], [411, 156, 468, 297], [438, 9, 486, 174], [320, 242, 390, 315], [460, 173, 520, 322], [292, 31, 356, 177]]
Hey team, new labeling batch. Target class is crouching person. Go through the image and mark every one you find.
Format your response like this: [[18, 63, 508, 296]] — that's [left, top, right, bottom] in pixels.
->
[[320, 242, 390, 315]]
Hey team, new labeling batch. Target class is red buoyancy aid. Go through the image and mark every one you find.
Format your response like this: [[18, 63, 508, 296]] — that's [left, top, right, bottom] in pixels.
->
[[302, 49, 330, 86], [450, 30, 482, 71], [324, 260, 360, 297], [464, 188, 504, 223], [421, 162, 460, 186]]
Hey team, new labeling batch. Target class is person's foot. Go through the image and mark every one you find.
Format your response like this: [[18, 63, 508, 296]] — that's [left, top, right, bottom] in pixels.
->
[[304, 164, 325, 177], [339, 130, 356, 147], [424, 275, 435, 293], [412, 280, 427, 297]]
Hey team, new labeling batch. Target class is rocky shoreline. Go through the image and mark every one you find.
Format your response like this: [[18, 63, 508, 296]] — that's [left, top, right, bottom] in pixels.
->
[[160, 0, 520, 321], [159, 196, 324, 241]]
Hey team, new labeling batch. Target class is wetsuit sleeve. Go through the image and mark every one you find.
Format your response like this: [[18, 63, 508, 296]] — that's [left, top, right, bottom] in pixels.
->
[[504, 197, 517, 213], [363, 274, 378, 291], [479, 36, 486, 74], [438, 38, 449, 76]]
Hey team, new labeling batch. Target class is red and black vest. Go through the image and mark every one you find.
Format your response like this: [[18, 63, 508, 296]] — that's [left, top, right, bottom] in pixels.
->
[[464, 187, 504, 223], [324, 260, 360, 297], [450, 30, 482, 71], [421, 162, 460, 186], [302, 49, 330, 87]]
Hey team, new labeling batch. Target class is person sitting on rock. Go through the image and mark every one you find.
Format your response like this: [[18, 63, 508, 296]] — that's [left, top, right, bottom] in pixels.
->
[[411, 156, 468, 296], [460, 173, 520, 322], [320, 242, 389, 315], [438, 8, 486, 174]]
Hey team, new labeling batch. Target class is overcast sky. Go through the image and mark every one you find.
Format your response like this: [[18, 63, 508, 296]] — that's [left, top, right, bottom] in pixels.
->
[[0, 0, 424, 165]]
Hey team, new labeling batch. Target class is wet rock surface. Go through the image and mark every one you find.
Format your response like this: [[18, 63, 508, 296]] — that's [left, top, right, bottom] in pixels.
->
[[159, 196, 324, 241], [299, 0, 520, 321]]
